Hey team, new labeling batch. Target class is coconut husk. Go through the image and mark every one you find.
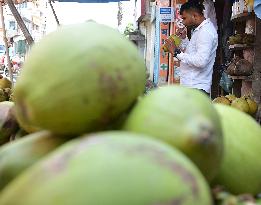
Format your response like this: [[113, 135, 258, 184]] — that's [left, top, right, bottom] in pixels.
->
[[227, 57, 253, 76]]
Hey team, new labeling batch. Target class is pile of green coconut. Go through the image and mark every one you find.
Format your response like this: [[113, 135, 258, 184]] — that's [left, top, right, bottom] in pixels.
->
[[0, 22, 260, 205], [213, 94, 258, 116]]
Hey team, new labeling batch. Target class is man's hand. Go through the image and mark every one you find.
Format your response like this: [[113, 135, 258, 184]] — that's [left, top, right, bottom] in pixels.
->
[[176, 27, 187, 39], [164, 38, 176, 54], [173, 49, 181, 57]]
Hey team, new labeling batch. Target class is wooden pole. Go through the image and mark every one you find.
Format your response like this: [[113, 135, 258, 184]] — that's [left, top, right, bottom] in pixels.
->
[[0, 3, 13, 84], [5, 0, 34, 46], [49, 0, 60, 26]]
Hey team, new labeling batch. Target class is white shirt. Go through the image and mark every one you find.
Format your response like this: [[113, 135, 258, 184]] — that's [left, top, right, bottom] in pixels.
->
[[177, 19, 218, 93]]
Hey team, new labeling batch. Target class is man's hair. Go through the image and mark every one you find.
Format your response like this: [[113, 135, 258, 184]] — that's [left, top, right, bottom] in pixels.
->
[[180, 1, 205, 15]]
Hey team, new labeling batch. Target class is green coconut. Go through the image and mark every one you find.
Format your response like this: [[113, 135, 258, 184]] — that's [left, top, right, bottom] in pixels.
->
[[231, 98, 250, 113], [123, 85, 223, 181], [212, 96, 231, 105], [244, 96, 258, 115], [170, 34, 182, 47], [14, 22, 146, 135], [0, 131, 69, 190], [0, 132, 212, 205], [213, 104, 261, 194], [0, 78, 12, 90], [225, 94, 236, 102], [162, 34, 182, 52]]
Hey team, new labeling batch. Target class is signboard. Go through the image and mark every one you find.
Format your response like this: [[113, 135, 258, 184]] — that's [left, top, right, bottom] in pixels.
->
[[154, 6, 170, 85], [159, 7, 174, 22], [154, 0, 186, 85]]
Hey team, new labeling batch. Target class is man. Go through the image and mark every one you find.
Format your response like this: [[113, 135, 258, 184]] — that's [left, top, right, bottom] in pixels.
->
[[165, 1, 218, 95]]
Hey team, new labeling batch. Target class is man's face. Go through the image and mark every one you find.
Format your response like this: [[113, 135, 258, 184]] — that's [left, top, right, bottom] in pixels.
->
[[181, 10, 196, 27]]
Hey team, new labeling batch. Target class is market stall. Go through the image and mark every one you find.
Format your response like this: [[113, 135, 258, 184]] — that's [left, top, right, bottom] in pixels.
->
[[218, 0, 261, 123]]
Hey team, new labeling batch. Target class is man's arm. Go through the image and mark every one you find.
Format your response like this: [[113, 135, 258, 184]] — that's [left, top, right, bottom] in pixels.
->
[[164, 28, 188, 54], [180, 37, 189, 51], [176, 30, 217, 68]]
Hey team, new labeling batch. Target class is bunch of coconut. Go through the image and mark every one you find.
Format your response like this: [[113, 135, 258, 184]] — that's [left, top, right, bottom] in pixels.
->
[[0, 21, 260, 205], [0, 22, 223, 205], [212, 94, 258, 116], [123, 86, 261, 197]]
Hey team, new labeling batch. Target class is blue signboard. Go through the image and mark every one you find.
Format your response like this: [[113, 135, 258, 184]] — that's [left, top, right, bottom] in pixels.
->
[[159, 7, 174, 22], [160, 7, 172, 14]]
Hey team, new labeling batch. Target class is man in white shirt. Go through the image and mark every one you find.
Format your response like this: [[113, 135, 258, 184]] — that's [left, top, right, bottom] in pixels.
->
[[165, 1, 218, 95]]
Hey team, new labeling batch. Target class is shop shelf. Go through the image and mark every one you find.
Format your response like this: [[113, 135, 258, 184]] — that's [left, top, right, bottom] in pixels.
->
[[229, 44, 254, 50], [231, 12, 255, 22], [228, 75, 253, 81]]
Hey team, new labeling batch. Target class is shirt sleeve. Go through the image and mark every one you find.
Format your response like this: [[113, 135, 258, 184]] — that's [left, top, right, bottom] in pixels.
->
[[180, 37, 189, 51], [176, 30, 217, 69]]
